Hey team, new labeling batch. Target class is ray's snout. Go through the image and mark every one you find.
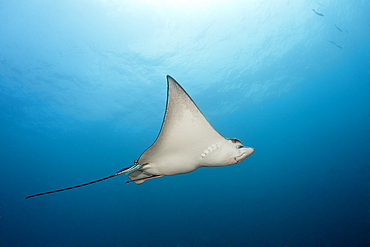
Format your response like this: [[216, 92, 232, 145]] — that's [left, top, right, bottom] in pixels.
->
[[242, 147, 255, 157], [236, 147, 255, 163]]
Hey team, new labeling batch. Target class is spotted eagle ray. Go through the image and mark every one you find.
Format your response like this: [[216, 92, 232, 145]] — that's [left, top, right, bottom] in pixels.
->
[[26, 76, 254, 199]]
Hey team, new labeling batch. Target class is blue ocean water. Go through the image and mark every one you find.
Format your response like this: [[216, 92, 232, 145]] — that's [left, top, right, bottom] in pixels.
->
[[1, 0, 369, 246]]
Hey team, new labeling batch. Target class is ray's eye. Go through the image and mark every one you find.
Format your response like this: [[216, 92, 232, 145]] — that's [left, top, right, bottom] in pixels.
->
[[228, 138, 241, 144], [237, 145, 243, 149]]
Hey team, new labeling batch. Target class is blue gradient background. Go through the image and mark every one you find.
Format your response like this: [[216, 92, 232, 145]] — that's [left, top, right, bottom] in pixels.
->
[[1, 0, 369, 246]]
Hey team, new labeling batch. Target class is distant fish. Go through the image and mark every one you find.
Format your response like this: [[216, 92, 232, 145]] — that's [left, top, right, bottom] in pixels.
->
[[335, 24, 342, 32], [328, 40, 342, 49], [312, 9, 324, 17], [317, 2, 322, 6]]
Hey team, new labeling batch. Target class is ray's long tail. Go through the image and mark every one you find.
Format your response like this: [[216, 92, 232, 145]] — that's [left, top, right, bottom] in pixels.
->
[[25, 164, 142, 199]]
